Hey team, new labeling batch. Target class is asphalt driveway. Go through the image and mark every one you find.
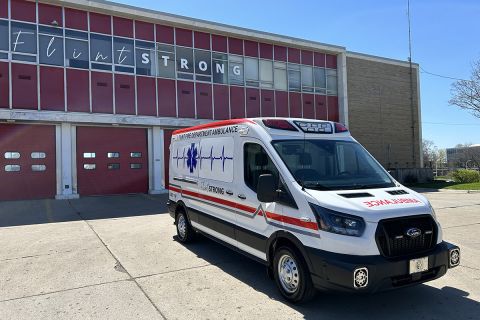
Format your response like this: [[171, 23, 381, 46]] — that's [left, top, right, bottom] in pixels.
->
[[0, 191, 479, 319]]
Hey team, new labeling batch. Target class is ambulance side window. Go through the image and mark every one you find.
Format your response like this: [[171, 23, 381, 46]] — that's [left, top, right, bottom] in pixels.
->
[[244, 143, 297, 208]]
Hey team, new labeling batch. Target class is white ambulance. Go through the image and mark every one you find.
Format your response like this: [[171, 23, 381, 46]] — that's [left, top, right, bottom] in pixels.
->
[[167, 118, 460, 303]]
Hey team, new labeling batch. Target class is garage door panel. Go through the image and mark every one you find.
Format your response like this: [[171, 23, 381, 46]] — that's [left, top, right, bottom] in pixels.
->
[[76, 127, 148, 196], [0, 124, 56, 201]]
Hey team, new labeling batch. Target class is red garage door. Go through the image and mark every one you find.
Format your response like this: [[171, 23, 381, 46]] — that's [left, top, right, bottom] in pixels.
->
[[76, 127, 148, 196], [0, 124, 56, 201]]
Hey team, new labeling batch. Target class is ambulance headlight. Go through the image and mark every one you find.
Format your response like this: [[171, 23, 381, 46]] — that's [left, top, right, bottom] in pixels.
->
[[309, 204, 365, 237]]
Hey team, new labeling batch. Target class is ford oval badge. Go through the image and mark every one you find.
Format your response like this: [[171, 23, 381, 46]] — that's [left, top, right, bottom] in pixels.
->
[[406, 227, 421, 238]]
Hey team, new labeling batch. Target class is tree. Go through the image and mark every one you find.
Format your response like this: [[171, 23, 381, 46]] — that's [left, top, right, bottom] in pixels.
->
[[438, 149, 447, 166], [449, 60, 480, 118], [422, 139, 438, 168]]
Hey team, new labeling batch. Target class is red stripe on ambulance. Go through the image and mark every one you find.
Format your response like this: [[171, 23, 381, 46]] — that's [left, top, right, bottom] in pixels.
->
[[168, 186, 318, 231]]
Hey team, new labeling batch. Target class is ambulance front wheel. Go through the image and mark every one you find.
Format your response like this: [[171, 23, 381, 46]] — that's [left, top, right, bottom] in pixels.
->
[[273, 247, 316, 303], [175, 209, 195, 243]]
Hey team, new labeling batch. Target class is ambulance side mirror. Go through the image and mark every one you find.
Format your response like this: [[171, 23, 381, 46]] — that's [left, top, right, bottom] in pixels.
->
[[257, 174, 276, 203]]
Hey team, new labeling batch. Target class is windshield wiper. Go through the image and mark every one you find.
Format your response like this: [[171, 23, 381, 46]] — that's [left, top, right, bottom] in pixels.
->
[[301, 182, 332, 190], [335, 183, 391, 190]]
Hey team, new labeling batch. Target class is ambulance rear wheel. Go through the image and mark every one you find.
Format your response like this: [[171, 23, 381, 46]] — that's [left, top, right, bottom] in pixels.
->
[[176, 209, 195, 243], [273, 247, 315, 303]]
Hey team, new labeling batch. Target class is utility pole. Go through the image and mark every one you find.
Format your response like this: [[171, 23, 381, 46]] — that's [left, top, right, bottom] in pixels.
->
[[407, 0, 417, 168]]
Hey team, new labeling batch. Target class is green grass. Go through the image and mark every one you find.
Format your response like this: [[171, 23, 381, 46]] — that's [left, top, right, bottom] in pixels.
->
[[406, 180, 480, 190], [445, 182, 480, 190]]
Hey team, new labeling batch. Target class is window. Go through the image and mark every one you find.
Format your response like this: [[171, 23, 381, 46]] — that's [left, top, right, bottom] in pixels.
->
[[107, 152, 120, 158], [287, 64, 301, 92], [244, 143, 279, 192], [83, 152, 96, 158], [5, 165, 20, 172], [314, 67, 326, 94], [65, 30, 89, 69], [107, 163, 120, 170], [271, 139, 395, 191], [243, 143, 296, 207], [130, 152, 142, 158], [244, 57, 259, 87], [4, 152, 20, 159], [326, 69, 337, 95], [229, 55, 244, 85], [274, 62, 287, 91], [130, 163, 142, 169], [39, 26, 64, 66], [90, 33, 112, 70], [11, 22, 37, 54], [11, 22, 37, 62], [113, 37, 134, 73], [0, 20, 9, 51], [32, 164, 46, 172], [83, 164, 96, 170], [194, 49, 212, 81], [157, 44, 175, 78], [212, 53, 228, 84], [136, 40, 156, 76], [301, 65, 314, 92], [259, 60, 273, 88], [31, 152, 46, 159], [176, 46, 193, 80]]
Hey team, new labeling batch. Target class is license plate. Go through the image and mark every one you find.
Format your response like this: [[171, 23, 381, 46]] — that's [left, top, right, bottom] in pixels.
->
[[409, 257, 429, 274]]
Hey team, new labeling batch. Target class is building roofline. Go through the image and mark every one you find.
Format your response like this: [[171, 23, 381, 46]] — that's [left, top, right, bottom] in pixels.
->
[[346, 51, 419, 68], [46, 0, 418, 68], [49, 0, 346, 53]]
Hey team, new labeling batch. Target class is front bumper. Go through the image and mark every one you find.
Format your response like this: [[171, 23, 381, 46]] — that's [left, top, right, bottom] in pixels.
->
[[307, 241, 460, 293]]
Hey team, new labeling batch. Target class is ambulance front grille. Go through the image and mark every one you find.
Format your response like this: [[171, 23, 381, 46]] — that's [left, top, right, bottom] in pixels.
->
[[375, 215, 437, 258]]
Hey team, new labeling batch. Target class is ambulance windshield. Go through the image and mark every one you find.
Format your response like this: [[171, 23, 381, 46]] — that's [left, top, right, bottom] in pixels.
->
[[272, 139, 395, 190]]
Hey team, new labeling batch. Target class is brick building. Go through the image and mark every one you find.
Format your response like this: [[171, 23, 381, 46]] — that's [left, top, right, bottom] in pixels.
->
[[0, 0, 422, 201], [446, 145, 480, 168]]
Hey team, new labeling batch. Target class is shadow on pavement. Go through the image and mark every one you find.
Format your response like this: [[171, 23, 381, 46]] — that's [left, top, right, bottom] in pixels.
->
[[180, 235, 480, 319], [0, 193, 169, 227]]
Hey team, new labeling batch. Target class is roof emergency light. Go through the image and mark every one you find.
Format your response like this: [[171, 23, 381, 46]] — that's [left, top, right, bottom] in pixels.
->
[[262, 119, 298, 131], [334, 122, 349, 133], [294, 121, 333, 133]]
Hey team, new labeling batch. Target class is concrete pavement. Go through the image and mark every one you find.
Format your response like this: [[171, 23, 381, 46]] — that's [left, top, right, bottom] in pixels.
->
[[0, 192, 479, 319]]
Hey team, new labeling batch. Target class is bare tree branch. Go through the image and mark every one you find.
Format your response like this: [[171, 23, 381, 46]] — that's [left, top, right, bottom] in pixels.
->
[[449, 60, 480, 118]]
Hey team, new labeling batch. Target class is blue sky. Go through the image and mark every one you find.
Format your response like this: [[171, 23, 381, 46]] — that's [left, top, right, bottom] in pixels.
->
[[118, 0, 480, 149]]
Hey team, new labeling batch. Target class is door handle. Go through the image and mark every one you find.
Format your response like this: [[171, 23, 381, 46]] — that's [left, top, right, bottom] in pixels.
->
[[237, 194, 246, 200], [226, 190, 233, 196]]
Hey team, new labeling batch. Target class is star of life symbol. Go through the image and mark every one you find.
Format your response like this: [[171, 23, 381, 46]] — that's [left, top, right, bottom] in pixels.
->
[[186, 143, 198, 173]]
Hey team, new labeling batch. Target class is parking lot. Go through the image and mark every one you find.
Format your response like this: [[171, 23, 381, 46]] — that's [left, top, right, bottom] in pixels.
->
[[0, 190, 479, 320]]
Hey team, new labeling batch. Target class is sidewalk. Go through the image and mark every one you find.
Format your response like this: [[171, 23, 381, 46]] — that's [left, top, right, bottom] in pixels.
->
[[0, 194, 169, 228]]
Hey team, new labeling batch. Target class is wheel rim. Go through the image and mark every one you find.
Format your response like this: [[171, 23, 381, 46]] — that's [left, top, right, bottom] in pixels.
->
[[277, 254, 300, 294], [177, 214, 187, 239]]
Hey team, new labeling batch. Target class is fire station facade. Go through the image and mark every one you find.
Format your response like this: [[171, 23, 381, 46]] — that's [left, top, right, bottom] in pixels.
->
[[0, 0, 422, 201]]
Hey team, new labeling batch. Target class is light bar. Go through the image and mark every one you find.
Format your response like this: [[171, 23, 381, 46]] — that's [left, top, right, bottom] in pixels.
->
[[334, 122, 349, 133], [293, 121, 333, 133], [262, 119, 298, 131]]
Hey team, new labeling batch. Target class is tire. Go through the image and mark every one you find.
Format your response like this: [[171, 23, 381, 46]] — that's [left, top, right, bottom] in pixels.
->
[[273, 246, 316, 303], [175, 209, 195, 243]]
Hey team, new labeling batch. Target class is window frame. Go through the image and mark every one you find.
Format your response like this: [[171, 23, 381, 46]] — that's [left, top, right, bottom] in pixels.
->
[[243, 142, 297, 208]]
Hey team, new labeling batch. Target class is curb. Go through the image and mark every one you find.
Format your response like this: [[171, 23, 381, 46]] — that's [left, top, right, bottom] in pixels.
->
[[412, 188, 480, 194]]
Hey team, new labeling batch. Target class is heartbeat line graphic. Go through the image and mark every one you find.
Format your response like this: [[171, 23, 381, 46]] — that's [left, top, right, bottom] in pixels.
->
[[198, 146, 233, 172], [173, 144, 233, 172]]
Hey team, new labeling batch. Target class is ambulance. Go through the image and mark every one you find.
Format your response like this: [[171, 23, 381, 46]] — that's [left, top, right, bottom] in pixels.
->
[[167, 118, 460, 303]]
